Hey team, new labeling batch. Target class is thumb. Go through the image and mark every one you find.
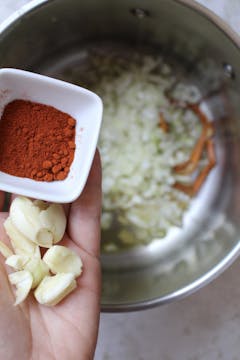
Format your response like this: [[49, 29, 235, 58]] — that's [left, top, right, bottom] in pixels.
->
[[68, 150, 102, 258]]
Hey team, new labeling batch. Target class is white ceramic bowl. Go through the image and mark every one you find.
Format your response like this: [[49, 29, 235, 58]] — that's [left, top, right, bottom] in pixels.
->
[[0, 68, 103, 203]]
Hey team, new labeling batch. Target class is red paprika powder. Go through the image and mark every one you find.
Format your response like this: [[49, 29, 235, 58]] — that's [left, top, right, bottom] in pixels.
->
[[0, 99, 76, 182]]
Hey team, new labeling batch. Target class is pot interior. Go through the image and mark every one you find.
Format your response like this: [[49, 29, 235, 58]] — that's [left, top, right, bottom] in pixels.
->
[[1, 0, 240, 310]]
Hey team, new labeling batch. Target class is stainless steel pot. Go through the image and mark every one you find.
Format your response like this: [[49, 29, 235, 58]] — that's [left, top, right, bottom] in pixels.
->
[[1, 0, 240, 312]]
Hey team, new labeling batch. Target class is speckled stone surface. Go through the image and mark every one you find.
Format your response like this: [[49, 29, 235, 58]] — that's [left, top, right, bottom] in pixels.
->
[[1, 1, 240, 359]]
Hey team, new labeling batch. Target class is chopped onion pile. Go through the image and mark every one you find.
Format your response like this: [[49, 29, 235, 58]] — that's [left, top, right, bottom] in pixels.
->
[[79, 49, 203, 251]]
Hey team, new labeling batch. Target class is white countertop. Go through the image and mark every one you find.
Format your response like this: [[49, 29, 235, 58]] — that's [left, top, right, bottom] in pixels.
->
[[1, 1, 240, 359]]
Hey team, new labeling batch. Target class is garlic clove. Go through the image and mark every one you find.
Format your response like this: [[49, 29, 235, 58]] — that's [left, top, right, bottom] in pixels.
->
[[0, 240, 13, 258], [34, 229, 53, 248], [43, 245, 83, 278], [5, 254, 29, 271], [33, 200, 49, 210], [24, 258, 50, 289], [34, 273, 77, 306], [4, 217, 41, 258], [9, 270, 33, 305], [9, 196, 53, 248], [39, 204, 66, 244]]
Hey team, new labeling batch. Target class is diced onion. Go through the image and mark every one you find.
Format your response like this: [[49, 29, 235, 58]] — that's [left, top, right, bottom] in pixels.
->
[[77, 49, 203, 250]]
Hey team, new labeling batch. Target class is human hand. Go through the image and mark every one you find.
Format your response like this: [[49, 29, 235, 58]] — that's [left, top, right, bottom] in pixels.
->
[[0, 151, 102, 360]]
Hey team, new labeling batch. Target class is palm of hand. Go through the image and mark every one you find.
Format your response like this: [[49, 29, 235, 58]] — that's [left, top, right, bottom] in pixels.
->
[[0, 153, 102, 360]]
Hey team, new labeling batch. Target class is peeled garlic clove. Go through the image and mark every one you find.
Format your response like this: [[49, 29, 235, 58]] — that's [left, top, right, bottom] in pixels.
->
[[10, 196, 53, 248], [5, 254, 29, 271], [24, 258, 49, 289], [0, 240, 13, 258], [33, 200, 49, 210], [4, 217, 41, 258], [39, 204, 66, 244], [34, 273, 77, 306], [43, 245, 83, 278], [9, 270, 33, 305], [33, 246, 41, 259], [32, 230, 53, 248]]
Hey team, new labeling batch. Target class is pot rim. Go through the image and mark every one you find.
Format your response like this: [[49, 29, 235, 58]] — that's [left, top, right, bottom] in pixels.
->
[[0, 0, 240, 50], [1, 0, 240, 312]]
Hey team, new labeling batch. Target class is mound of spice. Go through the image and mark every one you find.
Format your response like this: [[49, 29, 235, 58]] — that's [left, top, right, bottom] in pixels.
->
[[0, 99, 76, 182]]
